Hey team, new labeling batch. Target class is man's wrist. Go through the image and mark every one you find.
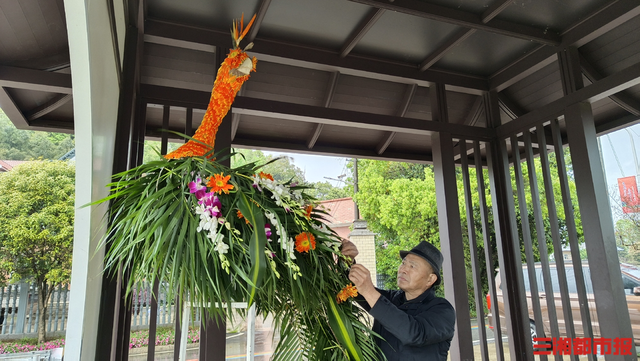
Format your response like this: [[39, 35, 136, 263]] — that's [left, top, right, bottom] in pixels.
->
[[361, 288, 381, 308]]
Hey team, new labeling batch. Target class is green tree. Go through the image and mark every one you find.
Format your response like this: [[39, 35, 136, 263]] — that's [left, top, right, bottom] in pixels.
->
[[0, 161, 75, 343], [306, 180, 350, 200], [354, 148, 581, 316], [0, 110, 74, 160]]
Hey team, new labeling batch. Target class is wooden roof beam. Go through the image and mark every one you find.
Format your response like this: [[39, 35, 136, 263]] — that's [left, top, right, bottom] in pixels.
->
[[419, 29, 475, 72], [419, 0, 512, 72], [140, 84, 495, 140], [145, 19, 489, 93], [247, 0, 273, 43], [233, 137, 433, 164], [580, 53, 640, 117], [348, 0, 560, 45], [27, 94, 72, 121], [307, 72, 339, 149], [490, 0, 640, 91], [0, 87, 29, 129], [340, 8, 385, 58], [0, 66, 72, 94], [377, 83, 417, 155], [497, 60, 640, 137]]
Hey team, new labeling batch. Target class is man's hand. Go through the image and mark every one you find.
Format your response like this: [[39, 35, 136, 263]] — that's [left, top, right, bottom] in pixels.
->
[[349, 264, 380, 308], [341, 240, 359, 261]]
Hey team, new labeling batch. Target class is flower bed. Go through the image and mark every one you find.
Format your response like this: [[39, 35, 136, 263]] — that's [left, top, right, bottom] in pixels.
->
[[0, 327, 201, 354], [0, 338, 64, 354]]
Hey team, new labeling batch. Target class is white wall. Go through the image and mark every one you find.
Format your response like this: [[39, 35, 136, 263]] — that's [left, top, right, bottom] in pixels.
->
[[63, 0, 123, 360]]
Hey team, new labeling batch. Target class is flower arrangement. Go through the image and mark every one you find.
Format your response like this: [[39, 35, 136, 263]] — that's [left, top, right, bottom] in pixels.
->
[[96, 14, 381, 361]]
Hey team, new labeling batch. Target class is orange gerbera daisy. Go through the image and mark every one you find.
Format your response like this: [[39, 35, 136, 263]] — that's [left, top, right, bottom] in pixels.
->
[[294, 232, 316, 253], [237, 210, 251, 224], [207, 173, 234, 194], [337, 283, 359, 304], [304, 204, 313, 219], [258, 171, 274, 181]]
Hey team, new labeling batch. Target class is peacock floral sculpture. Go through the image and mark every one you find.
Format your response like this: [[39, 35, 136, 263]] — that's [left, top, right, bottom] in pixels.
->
[[97, 15, 383, 361]]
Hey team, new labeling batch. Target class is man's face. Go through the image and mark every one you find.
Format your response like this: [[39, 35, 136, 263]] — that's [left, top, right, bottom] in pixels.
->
[[397, 253, 436, 295]]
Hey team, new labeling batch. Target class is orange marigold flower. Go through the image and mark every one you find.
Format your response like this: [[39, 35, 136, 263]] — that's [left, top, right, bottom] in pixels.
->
[[337, 283, 359, 304], [258, 171, 274, 181], [207, 173, 234, 194], [294, 232, 316, 253], [237, 210, 250, 224], [304, 204, 313, 219]]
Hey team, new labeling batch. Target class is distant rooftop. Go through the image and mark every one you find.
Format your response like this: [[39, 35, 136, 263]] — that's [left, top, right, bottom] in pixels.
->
[[0, 160, 27, 172]]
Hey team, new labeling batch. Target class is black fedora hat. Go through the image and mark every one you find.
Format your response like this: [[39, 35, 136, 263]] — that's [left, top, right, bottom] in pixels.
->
[[399, 241, 443, 286]]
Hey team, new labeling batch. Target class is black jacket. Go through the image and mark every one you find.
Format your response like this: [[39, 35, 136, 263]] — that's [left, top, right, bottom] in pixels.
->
[[359, 287, 456, 361]]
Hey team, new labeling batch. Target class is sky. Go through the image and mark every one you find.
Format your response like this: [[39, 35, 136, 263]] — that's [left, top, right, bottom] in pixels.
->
[[599, 123, 640, 189], [263, 151, 351, 187]]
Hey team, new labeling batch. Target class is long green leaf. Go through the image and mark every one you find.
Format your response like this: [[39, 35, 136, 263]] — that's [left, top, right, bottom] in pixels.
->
[[235, 191, 267, 306], [326, 291, 364, 361]]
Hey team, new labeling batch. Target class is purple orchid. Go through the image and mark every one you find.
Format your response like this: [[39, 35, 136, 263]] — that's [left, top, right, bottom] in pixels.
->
[[199, 192, 223, 218], [265, 223, 272, 238], [188, 177, 207, 200]]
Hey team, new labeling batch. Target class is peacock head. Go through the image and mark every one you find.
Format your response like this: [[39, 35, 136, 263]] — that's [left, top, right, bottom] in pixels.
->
[[227, 14, 258, 78]]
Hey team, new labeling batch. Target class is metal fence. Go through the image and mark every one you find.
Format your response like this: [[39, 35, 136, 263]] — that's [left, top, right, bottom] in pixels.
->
[[0, 282, 176, 337]]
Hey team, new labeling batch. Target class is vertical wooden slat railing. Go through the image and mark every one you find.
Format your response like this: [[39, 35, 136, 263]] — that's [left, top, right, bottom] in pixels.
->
[[459, 138, 491, 361], [536, 124, 580, 357], [510, 134, 550, 361]]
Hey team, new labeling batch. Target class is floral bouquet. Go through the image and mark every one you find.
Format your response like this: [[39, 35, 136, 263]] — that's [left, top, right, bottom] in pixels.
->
[[96, 14, 383, 361]]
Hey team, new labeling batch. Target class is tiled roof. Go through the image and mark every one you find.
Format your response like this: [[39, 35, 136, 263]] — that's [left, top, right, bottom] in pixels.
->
[[0, 160, 27, 172], [318, 197, 355, 225]]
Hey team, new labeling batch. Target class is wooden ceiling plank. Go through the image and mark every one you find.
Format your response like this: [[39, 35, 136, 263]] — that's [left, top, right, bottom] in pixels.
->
[[340, 8, 386, 58], [490, 0, 640, 91], [27, 94, 72, 121], [580, 53, 640, 116], [419, 28, 475, 72], [247, 0, 272, 43], [144, 19, 489, 93], [0, 65, 72, 94], [497, 60, 640, 137], [348, 0, 560, 45]]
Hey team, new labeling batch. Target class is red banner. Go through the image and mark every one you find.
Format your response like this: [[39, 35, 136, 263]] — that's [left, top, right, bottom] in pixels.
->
[[618, 176, 640, 213]]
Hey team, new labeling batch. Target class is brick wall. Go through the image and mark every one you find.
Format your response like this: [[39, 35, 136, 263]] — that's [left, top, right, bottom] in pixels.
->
[[349, 220, 376, 281]]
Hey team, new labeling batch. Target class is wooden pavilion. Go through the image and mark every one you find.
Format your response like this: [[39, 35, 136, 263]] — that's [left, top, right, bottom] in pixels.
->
[[1, 0, 639, 360]]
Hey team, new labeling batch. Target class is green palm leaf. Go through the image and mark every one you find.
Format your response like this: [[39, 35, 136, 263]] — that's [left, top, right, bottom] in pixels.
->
[[326, 292, 364, 361], [236, 191, 267, 306]]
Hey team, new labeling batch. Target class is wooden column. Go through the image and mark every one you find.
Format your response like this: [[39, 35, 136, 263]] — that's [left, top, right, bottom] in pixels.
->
[[198, 48, 232, 361], [484, 91, 533, 360], [429, 83, 474, 361]]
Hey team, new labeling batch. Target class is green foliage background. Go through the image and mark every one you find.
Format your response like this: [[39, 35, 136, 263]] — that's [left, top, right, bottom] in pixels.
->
[[0, 160, 75, 343], [0, 111, 74, 161], [354, 149, 582, 317]]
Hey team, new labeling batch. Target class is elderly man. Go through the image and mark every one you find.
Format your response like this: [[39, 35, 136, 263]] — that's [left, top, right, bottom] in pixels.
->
[[342, 240, 455, 361]]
